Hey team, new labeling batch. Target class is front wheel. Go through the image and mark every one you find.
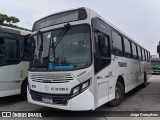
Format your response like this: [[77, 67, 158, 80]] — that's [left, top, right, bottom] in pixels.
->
[[108, 81, 124, 107], [21, 79, 28, 100]]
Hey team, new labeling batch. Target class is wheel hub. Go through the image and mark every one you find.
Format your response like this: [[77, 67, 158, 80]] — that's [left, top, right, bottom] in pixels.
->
[[115, 87, 121, 100]]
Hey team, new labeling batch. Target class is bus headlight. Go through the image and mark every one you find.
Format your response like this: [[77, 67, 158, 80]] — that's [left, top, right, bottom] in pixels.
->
[[71, 78, 91, 97], [73, 86, 80, 95], [82, 80, 90, 90]]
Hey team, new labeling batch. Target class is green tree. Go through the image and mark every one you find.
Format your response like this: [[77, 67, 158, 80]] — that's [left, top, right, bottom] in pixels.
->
[[0, 13, 8, 24], [5, 16, 12, 24], [10, 16, 20, 24], [0, 13, 20, 24], [0, 13, 30, 31]]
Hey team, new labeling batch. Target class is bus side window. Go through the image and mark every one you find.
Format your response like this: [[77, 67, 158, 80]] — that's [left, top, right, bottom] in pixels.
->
[[145, 51, 147, 61], [144, 51, 146, 61], [131, 42, 138, 59], [124, 37, 131, 58], [98, 33, 110, 58], [112, 31, 123, 56], [147, 52, 149, 61], [0, 37, 19, 65], [143, 50, 145, 61], [137, 46, 142, 60], [141, 49, 145, 61]]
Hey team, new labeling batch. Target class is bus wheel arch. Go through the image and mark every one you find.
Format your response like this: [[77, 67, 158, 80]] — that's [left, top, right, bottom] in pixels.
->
[[117, 76, 125, 91], [108, 76, 125, 107], [21, 77, 28, 100]]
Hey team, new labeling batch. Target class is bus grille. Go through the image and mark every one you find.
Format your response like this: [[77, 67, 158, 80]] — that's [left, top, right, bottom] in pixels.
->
[[30, 73, 74, 83], [30, 90, 71, 105]]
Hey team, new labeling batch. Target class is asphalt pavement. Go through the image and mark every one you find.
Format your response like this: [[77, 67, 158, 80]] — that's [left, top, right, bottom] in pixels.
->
[[0, 75, 160, 120]]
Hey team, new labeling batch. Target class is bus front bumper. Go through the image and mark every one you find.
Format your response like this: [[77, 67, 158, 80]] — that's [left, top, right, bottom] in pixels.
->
[[27, 87, 95, 111]]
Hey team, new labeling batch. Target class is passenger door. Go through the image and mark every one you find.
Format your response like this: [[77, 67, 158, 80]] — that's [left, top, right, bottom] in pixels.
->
[[94, 32, 111, 105]]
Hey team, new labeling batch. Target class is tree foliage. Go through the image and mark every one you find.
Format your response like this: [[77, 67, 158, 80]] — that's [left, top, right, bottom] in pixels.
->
[[0, 13, 31, 31]]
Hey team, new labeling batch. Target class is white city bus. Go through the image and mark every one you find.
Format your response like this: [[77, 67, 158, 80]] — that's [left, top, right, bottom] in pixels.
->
[[0, 25, 30, 99], [27, 7, 152, 110]]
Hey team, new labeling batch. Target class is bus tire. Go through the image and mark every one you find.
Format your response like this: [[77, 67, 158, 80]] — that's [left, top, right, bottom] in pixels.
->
[[21, 79, 28, 100], [142, 72, 147, 88], [108, 81, 124, 107]]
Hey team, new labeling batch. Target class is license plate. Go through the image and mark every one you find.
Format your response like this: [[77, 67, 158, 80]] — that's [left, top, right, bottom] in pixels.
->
[[42, 97, 53, 104]]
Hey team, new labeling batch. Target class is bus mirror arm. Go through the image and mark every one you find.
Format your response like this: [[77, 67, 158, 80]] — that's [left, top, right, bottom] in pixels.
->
[[157, 44, 160, 58]]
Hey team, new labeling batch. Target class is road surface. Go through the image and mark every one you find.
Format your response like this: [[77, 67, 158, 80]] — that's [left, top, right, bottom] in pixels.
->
[[0, 75, 160, 120]]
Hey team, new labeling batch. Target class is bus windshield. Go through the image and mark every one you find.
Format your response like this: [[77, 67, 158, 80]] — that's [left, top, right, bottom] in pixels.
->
[[151, 61, 160, 68], [30, 25, 91, 71]]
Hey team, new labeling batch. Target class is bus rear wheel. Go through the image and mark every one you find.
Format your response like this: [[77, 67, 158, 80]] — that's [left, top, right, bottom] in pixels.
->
[[108, 81, 124, 107]]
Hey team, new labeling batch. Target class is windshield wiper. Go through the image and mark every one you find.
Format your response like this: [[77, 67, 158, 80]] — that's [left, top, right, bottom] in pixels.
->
[[48, 23, 70, 63], [53, 23, 70, 48], [29, 36, 36, 67], [37, 30, 43, 64]]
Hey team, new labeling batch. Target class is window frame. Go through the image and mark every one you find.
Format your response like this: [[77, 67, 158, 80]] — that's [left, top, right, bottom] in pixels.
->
[[22, 35, 31, 61], [137, 46, 142, 60], [123, 37, 131, 58], [0, 36, 20, 66], [141, 49, 145, 61], [131, 42, 138, 59], [111, 30, 123, 56]]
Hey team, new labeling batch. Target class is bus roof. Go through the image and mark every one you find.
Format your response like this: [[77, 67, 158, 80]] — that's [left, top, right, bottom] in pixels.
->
[[33, 7, 86, 24], [0, 25, 31, 36]]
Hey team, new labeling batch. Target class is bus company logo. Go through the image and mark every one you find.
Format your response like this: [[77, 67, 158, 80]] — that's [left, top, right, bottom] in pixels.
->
[[44, 85, 49, 90], [2, 112, 11, 117], [118, 62, 127, 67], [1, 112, 42, 118]]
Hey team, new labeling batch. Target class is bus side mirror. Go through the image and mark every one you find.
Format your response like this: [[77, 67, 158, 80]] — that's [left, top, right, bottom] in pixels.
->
[[157, 44, 160, 58]]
